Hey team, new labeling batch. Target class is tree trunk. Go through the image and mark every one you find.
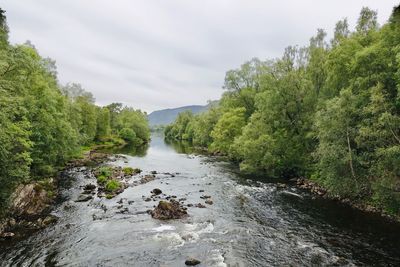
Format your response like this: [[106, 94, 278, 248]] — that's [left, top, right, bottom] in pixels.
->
[[346, 127, 356, 178]]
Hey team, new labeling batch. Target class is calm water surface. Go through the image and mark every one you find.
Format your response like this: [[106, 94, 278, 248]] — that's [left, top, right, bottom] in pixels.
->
[[1, 134, 400, 267]]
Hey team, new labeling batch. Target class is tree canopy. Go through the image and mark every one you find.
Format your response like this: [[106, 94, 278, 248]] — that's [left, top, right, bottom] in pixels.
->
[[165, 5, 400, 215], [0, 8, 150, 214]]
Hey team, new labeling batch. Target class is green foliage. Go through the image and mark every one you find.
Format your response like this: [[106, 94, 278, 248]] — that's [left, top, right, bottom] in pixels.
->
[[0, 9, 149, 214], [119, 128, 137, 143], [164, 111, 194, 141], [122, 167, 141, 175], [96, 107, 111, 139], [165, 5, 400, 215], [96, 166, 113, 185], [96, 166, 113, 178], [210, 107, 246, 154], [105, 179, 121, 192], [96, 175, 107, 185], [106, 104, 150, 145]]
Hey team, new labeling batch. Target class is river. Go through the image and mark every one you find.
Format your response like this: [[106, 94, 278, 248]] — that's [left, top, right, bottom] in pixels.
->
[[1, 134, 400, 266]]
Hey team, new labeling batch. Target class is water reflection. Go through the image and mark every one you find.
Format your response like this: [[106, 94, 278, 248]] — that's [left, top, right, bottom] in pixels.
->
[[100, 142, 149, 157], [164, 138, 195, 154]]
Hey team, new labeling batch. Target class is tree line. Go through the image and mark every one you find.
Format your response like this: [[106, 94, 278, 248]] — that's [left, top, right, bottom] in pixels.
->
[[0, 9, 150, 213], [165, 6, 400, 214]]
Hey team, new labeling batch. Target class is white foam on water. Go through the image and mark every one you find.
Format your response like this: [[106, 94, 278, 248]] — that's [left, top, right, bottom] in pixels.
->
[[197, 222, 214, 234], [207, 249, 227, 267], [152, 225, 176, 232], [153, 232, 185, 248], [178, 222, 215, 244], [280, 191, 303, 199], [180, 231, 200, 242]]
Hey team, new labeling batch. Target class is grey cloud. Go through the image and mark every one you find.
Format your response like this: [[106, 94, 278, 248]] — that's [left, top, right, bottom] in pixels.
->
[[1, 0, 398, 112]]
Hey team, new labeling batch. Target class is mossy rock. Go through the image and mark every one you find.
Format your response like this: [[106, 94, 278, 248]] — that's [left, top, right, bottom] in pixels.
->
[[150, 200, 188, 220], [105, 194, 114, 199], [122, 167, 141, 176]]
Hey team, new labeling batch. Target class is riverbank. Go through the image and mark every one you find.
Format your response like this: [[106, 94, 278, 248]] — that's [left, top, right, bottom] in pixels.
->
[[293, 178, 400, 223], [0, 145, 112, 240], [165, 136, 400, 224]]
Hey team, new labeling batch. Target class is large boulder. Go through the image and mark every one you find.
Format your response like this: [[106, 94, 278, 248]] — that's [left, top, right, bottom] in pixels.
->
[[10, 183, 53, 219], [150, 200, 187, 220]]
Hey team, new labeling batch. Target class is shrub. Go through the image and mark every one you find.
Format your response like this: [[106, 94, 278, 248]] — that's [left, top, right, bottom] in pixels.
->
[[105, 179, 121, 192], [97, 175, 107, 185], [96, 166, 113, 178], [119, 128, 136, 143]]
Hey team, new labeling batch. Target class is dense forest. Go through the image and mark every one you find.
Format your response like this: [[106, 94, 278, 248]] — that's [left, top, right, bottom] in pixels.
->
[[0, 9, 150, 214], [166, 6, 400, 215]]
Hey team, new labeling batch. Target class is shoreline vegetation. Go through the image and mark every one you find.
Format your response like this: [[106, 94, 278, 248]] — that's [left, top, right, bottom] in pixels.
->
[[165, 6, 400, 221], [0, 7, 150, 232], [1, 3, 400, 243]]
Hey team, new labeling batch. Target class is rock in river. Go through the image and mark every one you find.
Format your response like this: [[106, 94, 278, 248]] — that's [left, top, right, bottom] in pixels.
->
[[83, 183, 96, 191], [185, 258, 201, 266], [0, 232, 15, 239], [151, 188, 162, 195], [75, 194, 93, 202], [10, 183, 53, 218], [150, 200, 187, 220]]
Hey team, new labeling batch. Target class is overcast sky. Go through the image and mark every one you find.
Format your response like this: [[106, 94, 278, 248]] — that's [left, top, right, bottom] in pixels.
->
[[1, 1, 398, 112]]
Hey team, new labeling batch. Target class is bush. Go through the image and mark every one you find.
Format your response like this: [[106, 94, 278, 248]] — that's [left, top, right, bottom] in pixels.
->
[[105, 179, 121, 192], [119, 128, 136, 143], [97, 166, 113, 178], [97, 135, 126, 146], [97, 175, 107, 185]]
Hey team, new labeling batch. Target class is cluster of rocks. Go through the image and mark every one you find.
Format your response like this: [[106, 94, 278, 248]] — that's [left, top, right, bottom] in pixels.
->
[[145, 186, 216, 220], [149, 200, 188, 220], [0, 182, 58, 239], [92, 166, 138, 199], [138, 174, 156, 185], [67, 150, 109, 168], [293, 178, 400, 221], [75, 183, 97, 202], [296, 178, 327, 196]]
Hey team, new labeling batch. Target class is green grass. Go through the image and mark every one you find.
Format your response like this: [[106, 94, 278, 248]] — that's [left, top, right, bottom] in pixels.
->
[[97, 166, 113, 178], [105, 179, 121, 192], [97, 135, 126, 147], [96, 175, 107, 185], [122, 167, 141, 175]]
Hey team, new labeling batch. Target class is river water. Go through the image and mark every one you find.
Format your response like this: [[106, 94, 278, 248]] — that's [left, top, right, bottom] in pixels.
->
[[1, 134, 400, 267]]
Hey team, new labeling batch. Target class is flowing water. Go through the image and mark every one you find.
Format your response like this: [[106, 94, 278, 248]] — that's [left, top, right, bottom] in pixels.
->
[[1, 134, 400, 267]]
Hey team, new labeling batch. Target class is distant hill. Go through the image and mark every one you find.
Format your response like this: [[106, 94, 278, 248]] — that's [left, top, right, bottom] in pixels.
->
[[148, 103, 214, 126]]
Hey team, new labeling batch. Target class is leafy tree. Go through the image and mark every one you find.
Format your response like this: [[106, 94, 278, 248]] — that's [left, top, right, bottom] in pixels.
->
[[164, 111, 194, 140], [165, 4, 400, 215], [119, 128, 137, 143], [210, 107, 246, 154], [0, 9, 150, 214], [96, 107, 111, 140], [356, 7, 378, 34], [115, 107, 150, 143], [332, 18, 350, 46], [314, 88, 362, 196]]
